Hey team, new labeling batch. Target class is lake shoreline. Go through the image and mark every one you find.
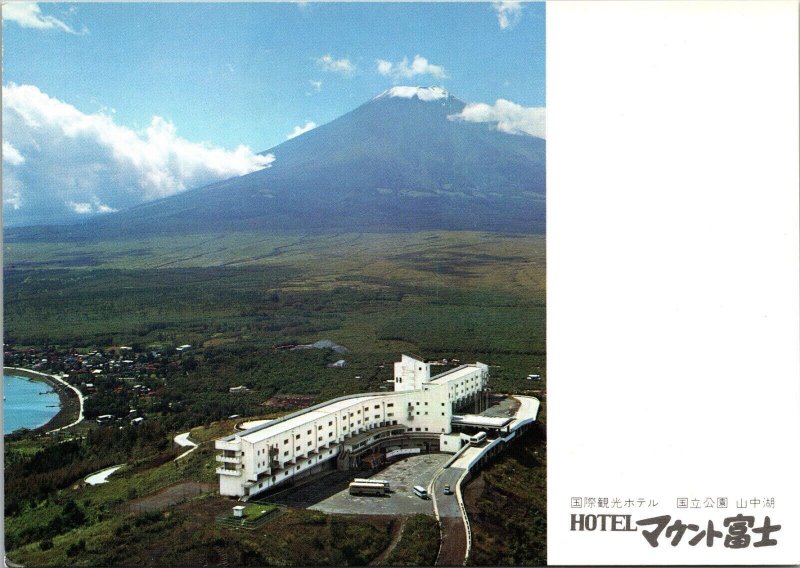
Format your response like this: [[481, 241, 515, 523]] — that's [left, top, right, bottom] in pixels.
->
[[4, 367, 81, 435]]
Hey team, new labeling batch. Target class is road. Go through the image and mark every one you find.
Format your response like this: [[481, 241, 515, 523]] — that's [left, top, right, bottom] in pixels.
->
[[449, 445, 485, 470], [173, 431, 198, 461], [437, 517, 467, 566], [85, 464, 124, 485], [432, 464, 470, 566], [5, 555, 24, 568], [508, 395, 540, 428], [433, 467, 465, 518]]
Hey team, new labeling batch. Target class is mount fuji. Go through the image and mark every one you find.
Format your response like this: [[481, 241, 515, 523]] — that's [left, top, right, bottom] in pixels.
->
[[11, 87, 545, 241]]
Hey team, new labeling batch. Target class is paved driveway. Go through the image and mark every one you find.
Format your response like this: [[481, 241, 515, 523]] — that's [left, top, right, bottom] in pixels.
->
[[309, 453, 451, 516], [433, 467, 465, 518]]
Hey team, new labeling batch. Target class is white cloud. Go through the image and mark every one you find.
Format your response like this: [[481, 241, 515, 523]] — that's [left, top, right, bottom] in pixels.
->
[[3, 172, 24, 210], [448, 99, 546, 139], [287, 121, 317, 140], [309, 80, 322, 92], [492, 1, 523, 30], [377, 60, 393, 76], [3, 141, 25, 165], [68, 198, 117, 215], [315, 54, 356, 75], [68, 201, 93, 214], [2, 2, 87, 34], [376, 55, 448, 82], [2, 83, 274, 224]]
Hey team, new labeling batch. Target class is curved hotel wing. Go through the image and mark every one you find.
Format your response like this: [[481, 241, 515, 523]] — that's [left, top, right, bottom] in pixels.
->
[[215, 355, 489, 498]]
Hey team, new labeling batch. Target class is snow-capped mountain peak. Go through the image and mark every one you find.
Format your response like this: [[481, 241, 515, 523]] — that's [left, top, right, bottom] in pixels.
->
[[376, 86, 449, 102]]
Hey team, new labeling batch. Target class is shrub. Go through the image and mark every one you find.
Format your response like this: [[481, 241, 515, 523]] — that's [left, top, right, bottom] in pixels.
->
[[66, 539, 86, 557], [39, 538, 53, 551]]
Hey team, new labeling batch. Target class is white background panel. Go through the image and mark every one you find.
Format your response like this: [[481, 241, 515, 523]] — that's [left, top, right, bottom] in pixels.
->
[[547, 1, 799, 564]]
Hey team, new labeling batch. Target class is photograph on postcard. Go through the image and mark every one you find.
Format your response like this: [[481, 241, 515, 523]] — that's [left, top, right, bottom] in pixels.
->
[[2, 2, 546, 565]]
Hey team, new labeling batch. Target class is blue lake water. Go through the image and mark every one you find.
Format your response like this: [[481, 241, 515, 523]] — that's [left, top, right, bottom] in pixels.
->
[[3, 374, 62, 434]]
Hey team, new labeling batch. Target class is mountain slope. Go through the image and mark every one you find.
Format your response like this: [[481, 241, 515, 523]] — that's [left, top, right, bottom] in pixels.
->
[[9, 87, 545, 240]]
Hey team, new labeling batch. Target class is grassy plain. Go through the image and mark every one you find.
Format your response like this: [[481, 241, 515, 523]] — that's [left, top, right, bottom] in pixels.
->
[[4, 230, 546, 393], [385, 514, 441, 565]]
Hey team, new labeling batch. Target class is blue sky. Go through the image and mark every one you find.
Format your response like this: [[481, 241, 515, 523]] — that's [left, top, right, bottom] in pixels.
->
[[3, 2, 545, 225]]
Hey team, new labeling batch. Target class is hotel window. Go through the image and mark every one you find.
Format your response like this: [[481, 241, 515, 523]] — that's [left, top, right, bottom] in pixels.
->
[[284, 439, 289, 444], [318, 425, 322, 430], [318, 436, 322, 441], [307, 429, 311, 435], [307, 441, 312, 446], [387, 403, 394, 408], [296, 434, 300, 439], [296, 445, 300, 451], [329, 432, 334, 437], [374, 404, 380, 409], [328, 421, 333, 426]]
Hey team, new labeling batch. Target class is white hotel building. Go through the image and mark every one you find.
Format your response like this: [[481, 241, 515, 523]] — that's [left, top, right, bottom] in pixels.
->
[[215, 354, 489, 498]]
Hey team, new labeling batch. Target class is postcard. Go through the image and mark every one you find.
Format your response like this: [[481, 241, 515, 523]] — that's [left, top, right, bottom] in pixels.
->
[[2, 1, 797, 566]]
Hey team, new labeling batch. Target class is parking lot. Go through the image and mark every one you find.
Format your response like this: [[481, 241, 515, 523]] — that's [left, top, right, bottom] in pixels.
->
[[307, 453, 451, 516]]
